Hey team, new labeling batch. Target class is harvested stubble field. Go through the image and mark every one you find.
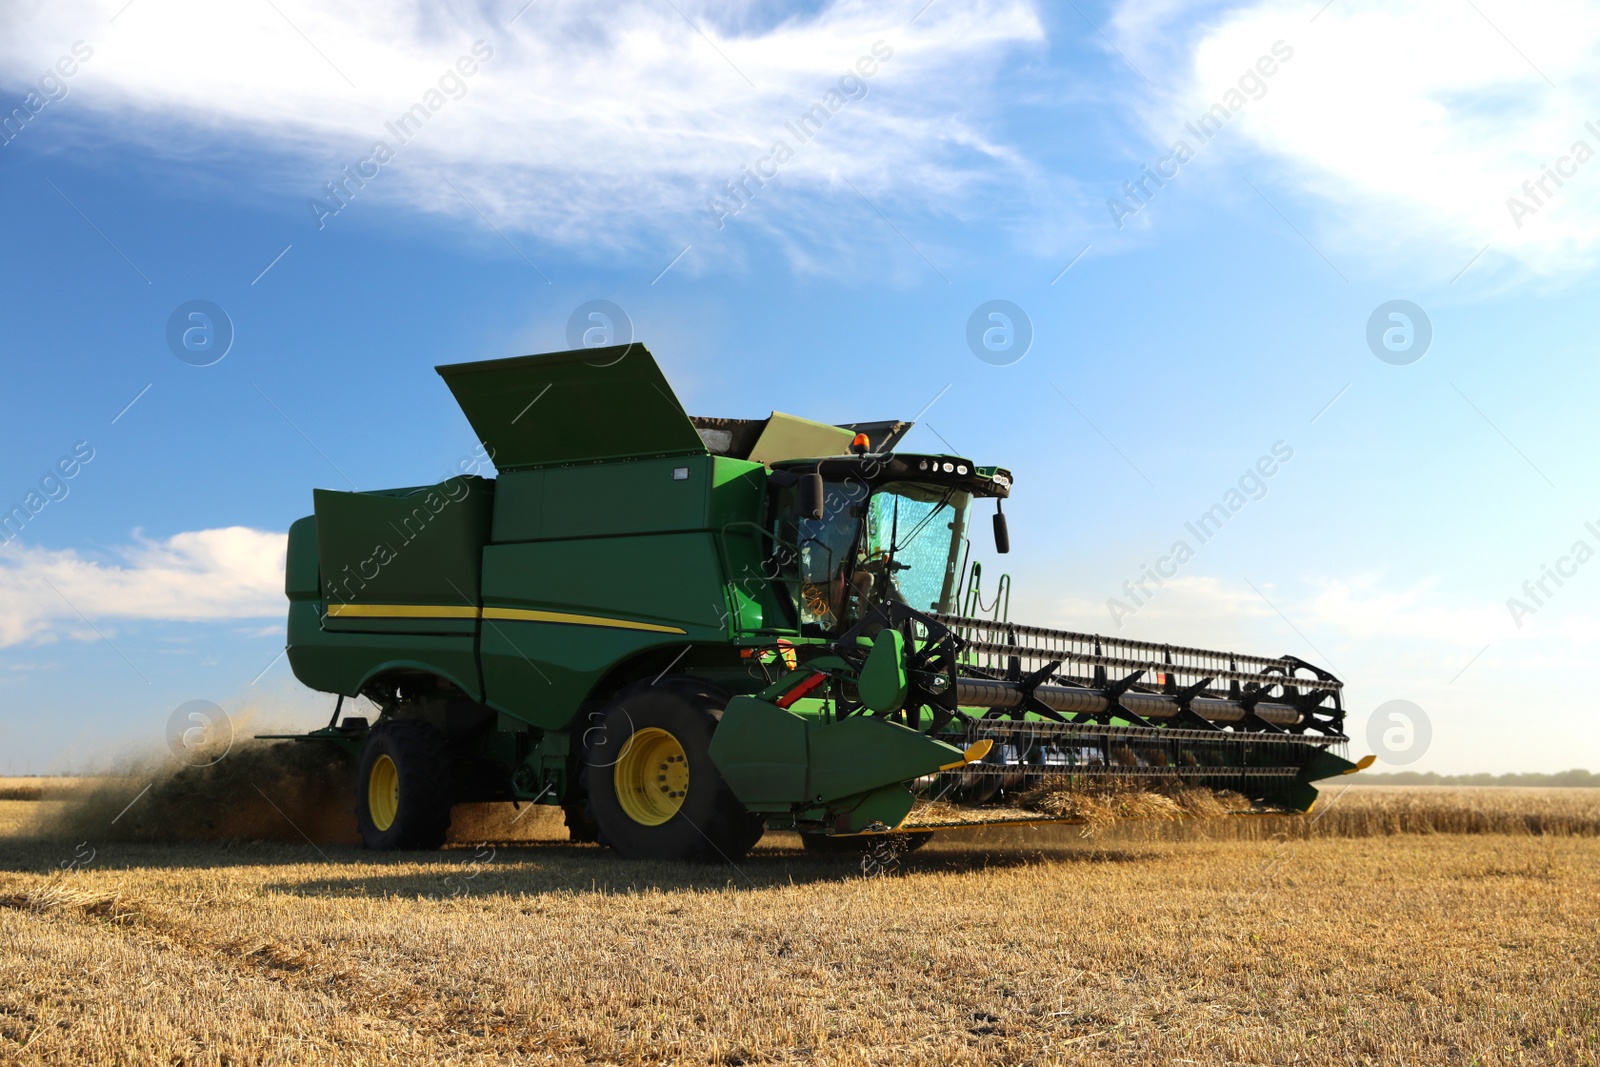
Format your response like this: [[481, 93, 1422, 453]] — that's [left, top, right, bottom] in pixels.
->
[[0, 779, 1597, 1066]]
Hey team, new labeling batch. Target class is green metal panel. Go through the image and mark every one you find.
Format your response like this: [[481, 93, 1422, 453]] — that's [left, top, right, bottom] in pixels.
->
[[285, 515, 320, 600], [287, 482, 491, 697], [836, 784, 918, 833], [806, 716, 962, 803], [1301, 747, 1362, 782], [709, 457, 793, 636], [436, 345, 708, 471], [285, 601, 484, 700], [708, 457, 765, 527], [312, 477, 493, 623], [491, 457, 713, 543], [478, 533, 731, 726], [708, 697, 962, 809], [859, 629, 908, 713], [1280, 748, 1365, 810], [1281, 781, 1321, 813], [705, 695, 809, 808], [482, 534, 728, 631], [719, 569, 766, 635], [478, 620, 676, 728], [490, 471, 544, 542]]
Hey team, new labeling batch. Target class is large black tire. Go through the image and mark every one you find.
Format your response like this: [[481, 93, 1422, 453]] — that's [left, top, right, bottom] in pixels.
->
[[562, 802, 600, 843], [584, 680, 763, 863], [355, 719, 454, 850], [733, 814, 767, 854]]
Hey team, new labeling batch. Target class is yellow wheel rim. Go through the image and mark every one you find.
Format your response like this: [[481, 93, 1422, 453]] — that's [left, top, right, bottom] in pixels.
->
[[368, 754, 399, 832], [614, 727, 689, 826]]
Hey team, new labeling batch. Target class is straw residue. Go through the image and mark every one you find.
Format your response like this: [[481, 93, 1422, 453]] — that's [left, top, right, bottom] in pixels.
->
[[26, 738, 358, 846], [1013, 779, 1256, 837]]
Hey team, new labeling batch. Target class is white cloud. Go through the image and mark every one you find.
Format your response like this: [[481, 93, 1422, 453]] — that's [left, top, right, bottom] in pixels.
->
[[0, 528, 286, 648], [1113, 0, 1600, 280], [1297, 576, 1506, 646], [1, 0, 1044, 264], [1040, 574, 1273, 650]]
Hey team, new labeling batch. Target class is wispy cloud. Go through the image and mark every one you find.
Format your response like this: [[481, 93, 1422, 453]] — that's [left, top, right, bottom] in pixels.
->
[[2, 0, 1044, 265], [1109, 0, 1600, 281], [0, 528, 286, 648]]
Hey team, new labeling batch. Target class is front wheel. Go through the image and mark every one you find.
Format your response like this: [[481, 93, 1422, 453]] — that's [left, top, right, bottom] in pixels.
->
[[584, 681, 763, 862], [355, 719, 454, 850]]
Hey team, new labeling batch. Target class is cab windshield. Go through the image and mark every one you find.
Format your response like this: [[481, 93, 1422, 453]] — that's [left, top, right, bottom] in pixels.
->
[[786, 480, 970, 631]]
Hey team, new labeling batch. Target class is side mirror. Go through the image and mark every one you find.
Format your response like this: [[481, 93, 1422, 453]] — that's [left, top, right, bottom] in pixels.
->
[[799, 473, 825, 520], [992, 506, 1010, 554]]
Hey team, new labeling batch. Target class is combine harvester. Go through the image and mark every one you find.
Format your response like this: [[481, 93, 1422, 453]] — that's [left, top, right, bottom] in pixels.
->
[[277, 345, 1371, 859]]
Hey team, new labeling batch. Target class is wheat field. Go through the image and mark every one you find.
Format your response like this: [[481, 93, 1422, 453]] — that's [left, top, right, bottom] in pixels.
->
[[0, 779, 1597, 1066]]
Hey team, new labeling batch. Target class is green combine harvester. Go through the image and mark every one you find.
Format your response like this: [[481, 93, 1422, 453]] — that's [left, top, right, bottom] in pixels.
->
[[280, 344, 1369, 859]]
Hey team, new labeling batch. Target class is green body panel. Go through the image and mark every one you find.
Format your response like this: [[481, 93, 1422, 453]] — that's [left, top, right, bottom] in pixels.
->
[[285, 516, 320, 600], [708, 458, 765, 528], [836, 785, 919, 834], [1281, 748, 1367, 811], [1282, 781, 1321, 813], [708, 696, 963, 810], [481, 534, 728, 632], [478, 534, 728, 727], [312, 476, 492, 613], [286, 602, 484, 700], [859, 629, 908, 713], [705, 696, 810, 809], [806, 716, 962, 802], [492, 456, 713, 542], [712, 457, 790, 636], [467, 449, 786, 725], [288, 480, 493, 699], [437, 345, 707, 470], [478, 624, 682, 729], [1301, 747, 1362, 782], [283, 455, 778, 734]]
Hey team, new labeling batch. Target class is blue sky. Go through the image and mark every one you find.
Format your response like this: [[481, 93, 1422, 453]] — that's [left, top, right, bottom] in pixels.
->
[[2, 0, 1597, 774]]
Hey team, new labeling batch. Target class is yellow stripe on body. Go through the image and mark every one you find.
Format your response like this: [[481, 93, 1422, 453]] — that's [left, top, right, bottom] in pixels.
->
[[325, 603, 480, 619], [482, 607, 687, 634], [323, 601, 686, 634]]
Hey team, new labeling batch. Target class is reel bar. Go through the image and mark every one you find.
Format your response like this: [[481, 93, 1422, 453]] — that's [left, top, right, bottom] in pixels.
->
[[964, 718, 1345, 748], [954, 638, 1340, 692], [931, 613, 1343, 693], [954, 678, 1304, 727], [940, 764, 1302, 781]]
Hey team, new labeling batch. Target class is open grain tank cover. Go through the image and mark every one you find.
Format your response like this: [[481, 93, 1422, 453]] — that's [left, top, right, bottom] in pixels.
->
[[436, 344, 709, 471]]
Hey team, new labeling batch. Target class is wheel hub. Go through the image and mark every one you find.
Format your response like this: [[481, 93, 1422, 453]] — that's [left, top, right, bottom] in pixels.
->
[[368, 754, 399, 831], [615, 727, 690, 826]]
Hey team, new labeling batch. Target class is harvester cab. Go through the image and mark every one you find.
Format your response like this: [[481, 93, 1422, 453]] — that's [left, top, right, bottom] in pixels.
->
[[764, 452, 1008, 634], [276, 343, 1372, 860]]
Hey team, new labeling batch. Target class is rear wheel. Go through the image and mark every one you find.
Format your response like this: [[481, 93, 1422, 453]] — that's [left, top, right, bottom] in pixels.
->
[[355, 719, 453, 850], [562, 802, 600, 843], [584, 680, 763, 862]]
